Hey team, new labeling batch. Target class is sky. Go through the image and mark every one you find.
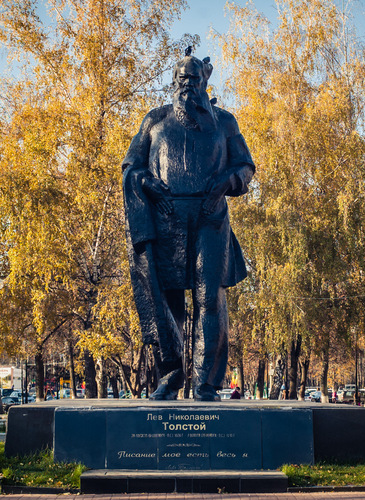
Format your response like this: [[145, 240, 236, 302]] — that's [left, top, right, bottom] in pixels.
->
[[1, 0, 365, 89], [169, 0, 365, 90], [169, 0, 277, 89], [170, 0, 278, 55]]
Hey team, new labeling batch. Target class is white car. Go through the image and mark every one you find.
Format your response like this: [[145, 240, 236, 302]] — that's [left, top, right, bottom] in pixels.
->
[[344, 384, 356, 391], [10, 390, 22, 399], [218, 389, 233, 400], [305, 388, 317, 401]]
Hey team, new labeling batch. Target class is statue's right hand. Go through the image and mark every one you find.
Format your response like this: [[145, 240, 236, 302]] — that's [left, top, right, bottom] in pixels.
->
[[141, 176, 173, 215]]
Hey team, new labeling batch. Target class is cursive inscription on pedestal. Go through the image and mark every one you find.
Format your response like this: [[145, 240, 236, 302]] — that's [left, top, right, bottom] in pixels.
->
[[118, 451, 156, 459]]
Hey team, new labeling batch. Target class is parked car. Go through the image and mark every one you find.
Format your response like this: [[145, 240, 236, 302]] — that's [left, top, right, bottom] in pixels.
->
[[119, 390, 132, 399], [218, 389, 233, 400], [337, 389, 365, 404], [61, 388, 71, 399], [76, 389, 85, 398], [310, 390, 322, 402], [305, 388, 317, 401], [1, 389, 15, 398], [304, 390, 312, 400], [1, 396, 20, 412], [344, 384, 356, 391], [311, 389, 335, 402], [338, 389, 355, 404], [14, 393, 35, 403], [8, 389, 22, 399], [359, 389, 365, 405]]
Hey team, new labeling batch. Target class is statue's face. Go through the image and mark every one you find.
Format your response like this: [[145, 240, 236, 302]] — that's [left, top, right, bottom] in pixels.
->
[[176, 61, 204, 96]]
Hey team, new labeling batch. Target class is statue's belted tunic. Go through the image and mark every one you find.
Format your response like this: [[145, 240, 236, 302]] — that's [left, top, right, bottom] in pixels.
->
[[123, 53, 255, 401]]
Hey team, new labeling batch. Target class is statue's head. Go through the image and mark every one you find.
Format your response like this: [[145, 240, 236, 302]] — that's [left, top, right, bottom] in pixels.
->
[[173, 48, 213, 94], [172, 48, 216, 131]]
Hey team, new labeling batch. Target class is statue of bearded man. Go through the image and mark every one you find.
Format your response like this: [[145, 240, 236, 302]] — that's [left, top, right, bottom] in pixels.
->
[[122, 50, 255, 401]]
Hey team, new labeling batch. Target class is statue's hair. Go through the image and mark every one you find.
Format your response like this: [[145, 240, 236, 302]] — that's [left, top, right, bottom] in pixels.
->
[[173, 56, 213, 88]]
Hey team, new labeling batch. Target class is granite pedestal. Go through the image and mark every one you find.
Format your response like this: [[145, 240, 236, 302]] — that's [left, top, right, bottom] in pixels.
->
[[6, 400, 365, 470], [52, 403, 313, 470]]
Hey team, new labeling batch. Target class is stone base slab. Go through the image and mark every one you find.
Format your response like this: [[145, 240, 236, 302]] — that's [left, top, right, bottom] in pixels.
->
[[80, 469, 289, 494], [5, 399, 365, 464]]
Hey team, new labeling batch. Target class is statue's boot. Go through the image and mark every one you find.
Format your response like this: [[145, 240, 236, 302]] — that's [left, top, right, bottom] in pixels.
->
[[149, 368, 184, 401], [194, 383, 221, 402], [149, 385, 179, 400]]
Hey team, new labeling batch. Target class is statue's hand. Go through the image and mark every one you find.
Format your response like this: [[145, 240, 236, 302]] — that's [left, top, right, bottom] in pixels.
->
[[141, 176, 173, 215], [202, 174, 232, 215]]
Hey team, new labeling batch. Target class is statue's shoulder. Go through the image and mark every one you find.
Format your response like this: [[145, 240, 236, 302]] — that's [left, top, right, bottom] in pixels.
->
[[140, 104, 172, 133], [213, 106, 240, 137]]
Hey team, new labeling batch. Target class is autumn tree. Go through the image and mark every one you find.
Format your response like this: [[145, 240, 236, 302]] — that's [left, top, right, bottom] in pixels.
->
[[215, 0, 365, 399], [0, 85, 76, 400], [0, 0, 197, 397]]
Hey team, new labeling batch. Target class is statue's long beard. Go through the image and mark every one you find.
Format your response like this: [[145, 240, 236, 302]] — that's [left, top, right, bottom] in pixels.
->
[[173, 89, 216, 133]]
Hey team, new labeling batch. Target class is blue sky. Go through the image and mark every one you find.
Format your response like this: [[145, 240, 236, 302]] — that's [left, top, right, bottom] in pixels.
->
[[169, 0, 279, 89], [169, 0, 365, 94], [171, 0, 279, 55], [1, 0, 364, 89], [176, 1, 364, 75]]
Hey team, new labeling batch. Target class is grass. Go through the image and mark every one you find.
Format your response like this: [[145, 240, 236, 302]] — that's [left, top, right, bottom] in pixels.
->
[[1, 440, 365, 490], [282, 463, 365, 487], [0, 442, 87, 489]]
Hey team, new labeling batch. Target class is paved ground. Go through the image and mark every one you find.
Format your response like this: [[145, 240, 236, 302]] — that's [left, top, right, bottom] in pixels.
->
[[3, 493, 365, 499]]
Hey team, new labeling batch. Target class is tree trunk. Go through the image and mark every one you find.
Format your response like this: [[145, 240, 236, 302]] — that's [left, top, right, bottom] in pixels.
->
[[288, 336, 302, 399], [298, 356, 310, 401], [119, 366, 128, 393], [109, 367, 119, 398], [146, 347, 158, 398], [35, 347, 44, 402], [256, 358, 265, 399], [184, 311, 193, 399], [129, 346, 145, 398], [96, 357, 108, 398], [237, 358, 244, 394], [84, 349, 97, 398], [269, 353, 286, 400], [24, 359, 29, 403], [320, 344, 330, 403], [68, 341, 77, 399]]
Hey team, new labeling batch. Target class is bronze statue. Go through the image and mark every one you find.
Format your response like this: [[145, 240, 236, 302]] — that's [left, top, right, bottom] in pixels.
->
[[123, 49, 255, 401]]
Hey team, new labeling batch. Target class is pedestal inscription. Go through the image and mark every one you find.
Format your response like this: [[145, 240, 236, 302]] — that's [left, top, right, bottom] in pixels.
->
[[106, 408, 261, 470], [53, 405, 314, 470]]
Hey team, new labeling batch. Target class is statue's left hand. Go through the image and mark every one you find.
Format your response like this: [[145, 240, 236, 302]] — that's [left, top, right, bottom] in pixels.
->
[[202, 174, 232, 215], [141, 176, 173, 215]]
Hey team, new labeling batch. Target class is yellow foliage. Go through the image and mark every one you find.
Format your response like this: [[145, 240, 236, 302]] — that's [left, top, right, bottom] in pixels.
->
[[214, 0, 365, 363], [0, 0, 198, 366]]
